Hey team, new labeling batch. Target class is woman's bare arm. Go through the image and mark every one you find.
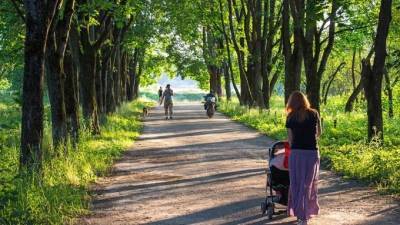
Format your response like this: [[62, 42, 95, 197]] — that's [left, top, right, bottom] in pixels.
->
[[316, 113, 322, 138]]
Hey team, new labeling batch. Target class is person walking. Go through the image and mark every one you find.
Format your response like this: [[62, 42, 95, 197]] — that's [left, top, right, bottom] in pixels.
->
[[158, 86, 163, 101], [160, 84, 174, 120], [285, 91, 322, 225]]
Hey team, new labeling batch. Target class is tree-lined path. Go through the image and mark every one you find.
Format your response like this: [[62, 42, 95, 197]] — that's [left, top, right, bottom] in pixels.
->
[[1, 0, 399, 223], [81, 104, 399, 225]]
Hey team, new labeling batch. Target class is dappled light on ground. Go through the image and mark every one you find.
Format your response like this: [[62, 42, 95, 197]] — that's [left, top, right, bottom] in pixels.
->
[[81, 105, 399, 225]]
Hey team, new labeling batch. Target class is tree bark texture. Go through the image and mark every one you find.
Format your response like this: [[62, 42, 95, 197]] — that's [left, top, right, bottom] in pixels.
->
[[21, 0, 60, 168], [64, 49, 80, 145], [282, 0, 302, 103], [289, 0, 338, 111], [363, 0, 392, 141]]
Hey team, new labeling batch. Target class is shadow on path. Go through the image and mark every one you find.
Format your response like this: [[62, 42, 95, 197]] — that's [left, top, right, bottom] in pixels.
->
[[146, 197, 296, 225], [83, 104, 400, 225]]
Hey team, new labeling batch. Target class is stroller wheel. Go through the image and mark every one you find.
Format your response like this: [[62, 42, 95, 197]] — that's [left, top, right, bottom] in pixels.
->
[[261, 202, 267, 215], [267, 203, 275, 220]]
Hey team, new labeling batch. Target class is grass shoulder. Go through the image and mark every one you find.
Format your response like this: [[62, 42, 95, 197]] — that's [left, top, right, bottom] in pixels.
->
[[218, 96, 400, 195], [0, 99, 153, 224]]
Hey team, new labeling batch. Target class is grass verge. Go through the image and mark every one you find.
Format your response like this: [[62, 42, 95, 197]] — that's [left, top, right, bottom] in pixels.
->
[[219, 96, 400, 195], [0, 100, 152, 224]]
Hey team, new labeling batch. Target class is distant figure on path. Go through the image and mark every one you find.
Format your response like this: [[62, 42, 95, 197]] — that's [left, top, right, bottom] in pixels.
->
[[285, 91, 322, 225], [203, 90, 216, 110], [158, 86, 163, 101], [160, 84, 174, 120]]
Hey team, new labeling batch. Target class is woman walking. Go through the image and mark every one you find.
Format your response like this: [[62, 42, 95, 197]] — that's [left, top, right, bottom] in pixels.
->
[[160, 84, 174, 120], [285, 91, 322, 225]]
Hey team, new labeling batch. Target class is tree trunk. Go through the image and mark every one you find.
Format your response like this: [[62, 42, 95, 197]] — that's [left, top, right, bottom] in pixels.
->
[[79, 47, 100, 134], [227, 52, 241, 103], [261, 71, 270, 109], [203, 27, 223, 98], [384, 69, 394, 118], [218, 0, 241, 103], [46, 38, 67, 149], [76, 1, 111, 131], [125, 55, 132, 101], [113, 42, 121, 106], [240, 68, 252, 105], [223, 61, 231, 101], [45, 0, 74, 150], [351, 48, 357, 90], [269, 67, 281, 97], [133, 49, 144, 99], [96, 54, 104, 115], [64, 49, 79, 145], [100, 47, 111, 113], [269, 0, 281, 95], [120, 52, 128, 103], [249, 45, 265, 108], [106, 55, 116, 113], [306, 76, 321, 111], [127, 50, 138, 101], [290, 0, 338, 111], [21, 0, 59, 168], [66, 23, 81, 144], [282, 0, 302, 103], [106, 40, 117, 113], [227, 0, 253, 105], [323, 62, 345, 104], [304, 66, 321, 111], [261, 0, 280, 109], [133, 68, 141, 100], [216, 68, 222, 98], [208, 65, 219, 94], [345, 78, 363, 112], [363, 0, 392, 141], [243, 0, 265, 108], [363, 59, 383, 140]]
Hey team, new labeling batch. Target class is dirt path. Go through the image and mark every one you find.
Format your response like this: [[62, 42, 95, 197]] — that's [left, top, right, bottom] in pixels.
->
[[81, 104, 399, 225]]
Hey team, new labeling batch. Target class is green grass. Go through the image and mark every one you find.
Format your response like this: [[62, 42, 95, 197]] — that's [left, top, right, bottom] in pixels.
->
[[0, 94, 153, 224], [219, 95, 400, 195]]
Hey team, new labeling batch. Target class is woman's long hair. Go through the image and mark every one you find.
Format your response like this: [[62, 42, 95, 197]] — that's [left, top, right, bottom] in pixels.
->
[[286, 91, 314, 122]]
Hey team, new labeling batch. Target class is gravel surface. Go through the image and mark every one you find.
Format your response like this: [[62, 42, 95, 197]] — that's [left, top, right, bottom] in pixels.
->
[[80, 104, 399, 225]]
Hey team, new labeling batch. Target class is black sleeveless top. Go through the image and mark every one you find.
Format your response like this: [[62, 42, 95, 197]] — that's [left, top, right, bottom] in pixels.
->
[[285, 110, 319, 150]]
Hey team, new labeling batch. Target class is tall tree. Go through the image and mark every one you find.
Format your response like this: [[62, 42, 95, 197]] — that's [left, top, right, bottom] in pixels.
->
[[362, 0, 392, 141], [290, 0, 339, 111], [218, 0, 241, 102], [21, 0, 60, 168], [76, 0, 112, 134], [282, 0, 302, 103], [227, 0, 253, 105], [202, 26, 223, 97], [226, 0, 281, 108], [45, 0, 75, 149], [64, 24, 81, 144]]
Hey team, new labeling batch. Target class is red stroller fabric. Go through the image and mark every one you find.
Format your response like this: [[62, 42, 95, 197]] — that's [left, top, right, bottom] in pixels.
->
[[283, 142, 291, 169]]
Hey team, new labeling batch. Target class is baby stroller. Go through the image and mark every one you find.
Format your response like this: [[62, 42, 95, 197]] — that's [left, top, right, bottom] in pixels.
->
[[260, 141, 290, 219]]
